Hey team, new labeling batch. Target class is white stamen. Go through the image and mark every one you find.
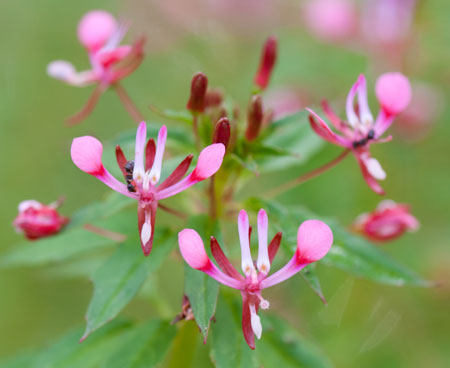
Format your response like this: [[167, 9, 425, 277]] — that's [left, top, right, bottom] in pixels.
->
[[249, 304, 262, 339], [141, 216, 152, 246], [143, 171, 151, 191], [366, 158, 387, 180]]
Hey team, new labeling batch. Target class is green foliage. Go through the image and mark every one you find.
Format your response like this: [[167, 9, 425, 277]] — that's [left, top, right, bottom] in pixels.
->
[[82, 229, 174, 340]]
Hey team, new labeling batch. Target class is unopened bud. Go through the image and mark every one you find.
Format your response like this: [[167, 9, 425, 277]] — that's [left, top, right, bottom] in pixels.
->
[[254, 36, 277, 90], [204, 88, 224, 108], [187, 72, 208, 113], [245, 95, 264, 141], [212, 117, 231, 149]]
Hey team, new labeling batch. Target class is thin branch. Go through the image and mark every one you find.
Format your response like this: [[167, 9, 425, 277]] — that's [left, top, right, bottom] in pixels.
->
[[265, 149, 351, 198], [159, 203, 188, 219], [114, 83, 145, 123], [83, 223, 127, 242]]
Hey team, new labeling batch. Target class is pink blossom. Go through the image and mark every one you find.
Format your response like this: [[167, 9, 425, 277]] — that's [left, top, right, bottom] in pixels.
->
[[13, 199, 69, 240], [71, 122, 225, 256], [47, 10, 145, 123], [178, 209, 333, 348], [308, 73, 411, 195], [353, 200, 419, 242], [302, 0, 357, 42]]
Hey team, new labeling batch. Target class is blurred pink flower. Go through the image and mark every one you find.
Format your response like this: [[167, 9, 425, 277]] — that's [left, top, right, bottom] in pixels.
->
[[13, 199, 69, 240], [361, 0, 416, 46], [308, 73, 411, 195], [71, 122, 225, 256], [353, 200, 419, 242], [47, 10, 145, 124], [302, 0, 357, 42], [178, 209, 333, 348]]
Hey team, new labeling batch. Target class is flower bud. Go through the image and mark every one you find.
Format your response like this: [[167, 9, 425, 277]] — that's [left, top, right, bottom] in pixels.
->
[[212, 117, 231, 149], [245, 95, 264, 141], [13, 200, 69, 240], [204, 88, 224, 109], [191, 143, 225, 180], [296, 220, 333, 264], [178, 229, 210, 270], [187, 72, 208, 113], [77, 10, 117, 51], [254, 36, 277, 90]]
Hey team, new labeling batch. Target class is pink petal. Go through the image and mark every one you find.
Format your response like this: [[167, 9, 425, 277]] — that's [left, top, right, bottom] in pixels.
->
[[191, 143, 225, 181], [133, 121, 147, 181], [345, 75, 362, 127], [210, 237, 244, 280], [178, 229, 210, 270], [296, 220, 333, 263], [238, 209, 255, 275], [356, 74, 374, 125], [355, 152, 386, 195], [148, 125, 167, 185], [256, 209, 270, 274], [77, 10, 118, 51], [375, 72, 412, 116], [71, 136, 104, 175], [308, 108, 352, 148]]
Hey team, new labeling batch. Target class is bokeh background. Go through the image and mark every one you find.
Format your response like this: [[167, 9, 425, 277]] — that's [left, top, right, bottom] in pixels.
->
[[0, 0, 449, 367]]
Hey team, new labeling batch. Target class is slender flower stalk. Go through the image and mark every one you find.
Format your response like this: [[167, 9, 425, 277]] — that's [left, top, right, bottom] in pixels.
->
[[178, 209, 333, 348], [308, 72, 411, 194], [71, 121, 225, 255], [353, 200, 419, 242], [13, 199, 69, 240], [47, 10, 145, 124]]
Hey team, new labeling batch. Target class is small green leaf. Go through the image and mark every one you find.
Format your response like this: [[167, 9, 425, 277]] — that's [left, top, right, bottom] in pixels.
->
[[82, 229, 174, 340], [0, 210, 135, 269], [210, 292, 259, 368], [256, 315, 333, 368], [184, 215, 220, 342], [100, 320, 176, 368], [257, 111, 325, 172], [301, 264, 327, 304]]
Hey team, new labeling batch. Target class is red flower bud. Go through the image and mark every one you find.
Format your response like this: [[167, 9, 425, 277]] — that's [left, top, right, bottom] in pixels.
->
[[213, 117, 231, 149], [187, 72, 208, 113], [254, 36, 277, 90], [13, 199, 69, 240], [204, 88, 224, 109], [245, 95, 264, 141]]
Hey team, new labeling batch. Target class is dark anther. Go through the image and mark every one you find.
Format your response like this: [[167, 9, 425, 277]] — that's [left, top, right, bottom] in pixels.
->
[[367, 129, 375, 140], [127, 183, 136, 192]]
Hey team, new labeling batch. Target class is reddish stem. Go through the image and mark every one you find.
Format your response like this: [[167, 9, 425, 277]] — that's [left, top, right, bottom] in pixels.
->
[[266, 149, 351, 198], [114, 84, 145, 123]]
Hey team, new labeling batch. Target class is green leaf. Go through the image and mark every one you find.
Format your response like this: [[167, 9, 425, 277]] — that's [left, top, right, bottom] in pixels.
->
[[210, 293, 259, 368], [0, 209, 135, 269], [184, 215, 220, 342], [301, 264, 327, 304], [256, 315, 333, 368], [82, 229, 174, 340], [246, 198, 431, 287], [100, 320, 176, 368], [257, 111, 325, 172]]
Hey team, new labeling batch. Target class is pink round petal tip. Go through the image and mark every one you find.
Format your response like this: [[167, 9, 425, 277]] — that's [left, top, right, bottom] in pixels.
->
[[192, 143, 225, 180], [178, 229, 210, 270], [77, 10, 117, 51], [71, 136, 104, 175], [296, 220, 333, 263], [375, 72, 412, 115]]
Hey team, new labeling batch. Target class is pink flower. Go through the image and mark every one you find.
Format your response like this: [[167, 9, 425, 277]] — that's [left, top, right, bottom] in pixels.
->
[[178, 209, 333, 348], [308, 73, 411, 195], [353, 200, 419, 242], [13, 199, 69, 240], [47, 10, 145, 124], [302, 0, 357, 42], [71, 122, 225, 256]]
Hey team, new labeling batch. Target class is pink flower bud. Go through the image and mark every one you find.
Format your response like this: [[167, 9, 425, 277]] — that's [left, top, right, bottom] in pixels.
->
[[296, 220, 333, 263], [13, 200, 69, 240], [212, 117, 231, 149], [191, 143, 225, 180], [254, 36, 277, 90], [71, 136, 104, 175], [186, 72, 208, 113], [178, 229, 210, 270], [77, 10, 117, 51], [375, 72, 412, 116]]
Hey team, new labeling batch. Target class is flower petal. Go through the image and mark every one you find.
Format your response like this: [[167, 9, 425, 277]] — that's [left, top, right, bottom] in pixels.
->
[[238, 210, 255, 276], [256, 209, 270, 274], [345, 75, 362, 127], [77, 10, 118, 51], [296, 220, 333, 264], [71, 136, 104, 175], [133, 121, 147, 182], [375, 72, 412, 116], [191, 143, 225, 181], [148, 125, 167, 185], [308, 108, 352, 148]]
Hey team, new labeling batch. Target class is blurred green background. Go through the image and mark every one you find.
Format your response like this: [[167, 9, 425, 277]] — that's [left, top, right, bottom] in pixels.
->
[[0, 0, 449, 367]]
